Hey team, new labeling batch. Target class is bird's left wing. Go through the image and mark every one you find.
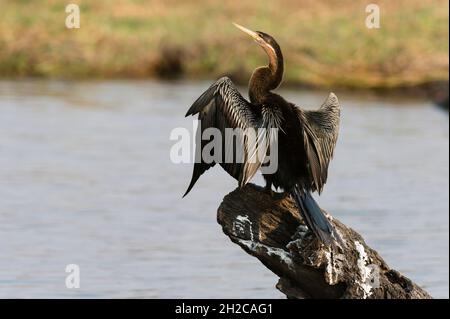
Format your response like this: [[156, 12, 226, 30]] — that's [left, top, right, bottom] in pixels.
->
[[183, 77, 267, 197], [297, 93, 340, 193]]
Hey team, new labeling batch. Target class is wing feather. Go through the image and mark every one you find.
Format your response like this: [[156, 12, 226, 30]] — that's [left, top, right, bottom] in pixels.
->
[[183, 77, 267, 196], [297, 92, 340, 193]]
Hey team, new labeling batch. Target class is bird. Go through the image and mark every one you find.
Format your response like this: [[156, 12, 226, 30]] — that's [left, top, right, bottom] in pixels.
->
[[183, 23, 341, 246]]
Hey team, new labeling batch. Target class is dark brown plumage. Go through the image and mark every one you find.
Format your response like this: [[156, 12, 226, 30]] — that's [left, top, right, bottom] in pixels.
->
[[184, 23, 341, 245]]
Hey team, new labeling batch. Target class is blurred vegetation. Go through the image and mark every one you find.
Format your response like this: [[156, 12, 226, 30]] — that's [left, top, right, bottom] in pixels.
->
[[0, 0, 448, 90]]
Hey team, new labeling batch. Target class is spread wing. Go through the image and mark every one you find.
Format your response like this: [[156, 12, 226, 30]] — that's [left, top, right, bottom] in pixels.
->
[[183, 77, 268, 197], [297, 93, 340, 193]]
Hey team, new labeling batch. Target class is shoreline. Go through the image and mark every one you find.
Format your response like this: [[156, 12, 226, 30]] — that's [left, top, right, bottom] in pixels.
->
[[1, 0, 447, 102], [1, 75, 447, 102]]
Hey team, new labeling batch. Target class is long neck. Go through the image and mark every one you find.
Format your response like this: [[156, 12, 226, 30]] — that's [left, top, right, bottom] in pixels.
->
[[249, 46, 284, 104]]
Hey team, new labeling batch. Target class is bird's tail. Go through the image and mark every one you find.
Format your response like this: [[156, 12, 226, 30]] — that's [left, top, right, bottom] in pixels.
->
[[291, 186, 341, 246]]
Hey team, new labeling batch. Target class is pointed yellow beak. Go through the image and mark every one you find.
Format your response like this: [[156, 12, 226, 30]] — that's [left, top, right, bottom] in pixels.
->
[[232, 22, 259, 40]]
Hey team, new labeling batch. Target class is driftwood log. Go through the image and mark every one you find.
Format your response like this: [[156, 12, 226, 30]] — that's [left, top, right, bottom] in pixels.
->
[[217, 184, 432, 299]]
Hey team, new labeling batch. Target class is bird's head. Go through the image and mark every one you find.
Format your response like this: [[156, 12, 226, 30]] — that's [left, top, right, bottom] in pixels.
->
[[233, 23, 284, 97], [232, 23, 281, 61]]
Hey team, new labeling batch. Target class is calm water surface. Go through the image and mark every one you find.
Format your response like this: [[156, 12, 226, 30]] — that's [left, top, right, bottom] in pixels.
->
[[0, 80, 448, 298]]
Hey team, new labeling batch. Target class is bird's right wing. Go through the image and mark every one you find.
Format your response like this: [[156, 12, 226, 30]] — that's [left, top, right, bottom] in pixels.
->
[[183, 77, 267, 196]]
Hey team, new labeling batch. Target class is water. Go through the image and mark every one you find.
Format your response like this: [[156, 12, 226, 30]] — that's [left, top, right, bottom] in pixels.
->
[[0, 80, 448, 298]]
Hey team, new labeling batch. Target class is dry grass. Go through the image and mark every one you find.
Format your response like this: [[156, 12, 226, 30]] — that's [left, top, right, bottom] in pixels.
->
[[0, 0, 448, 89]]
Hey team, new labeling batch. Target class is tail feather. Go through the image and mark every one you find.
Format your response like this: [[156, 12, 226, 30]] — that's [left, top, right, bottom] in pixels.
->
[[291, 186, 341, 246]]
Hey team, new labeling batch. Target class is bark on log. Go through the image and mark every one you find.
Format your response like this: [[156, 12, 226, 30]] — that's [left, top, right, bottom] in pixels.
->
[[217, 184, 432, 299]]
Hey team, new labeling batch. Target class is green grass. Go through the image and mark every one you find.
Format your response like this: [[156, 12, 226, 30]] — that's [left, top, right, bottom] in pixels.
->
[[0, 0, 448, 90]]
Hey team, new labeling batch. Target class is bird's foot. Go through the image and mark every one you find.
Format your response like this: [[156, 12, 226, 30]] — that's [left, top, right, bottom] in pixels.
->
[[264, 186, 289, 200], [279, 191, 289, 199], [263, 186, 275, 198]]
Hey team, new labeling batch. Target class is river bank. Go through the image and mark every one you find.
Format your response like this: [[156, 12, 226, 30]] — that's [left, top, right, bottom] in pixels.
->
[[0, 0, 448, 93]]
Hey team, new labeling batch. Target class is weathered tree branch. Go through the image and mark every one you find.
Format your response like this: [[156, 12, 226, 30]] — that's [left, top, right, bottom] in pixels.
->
[[217, 184, 432, 299]]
